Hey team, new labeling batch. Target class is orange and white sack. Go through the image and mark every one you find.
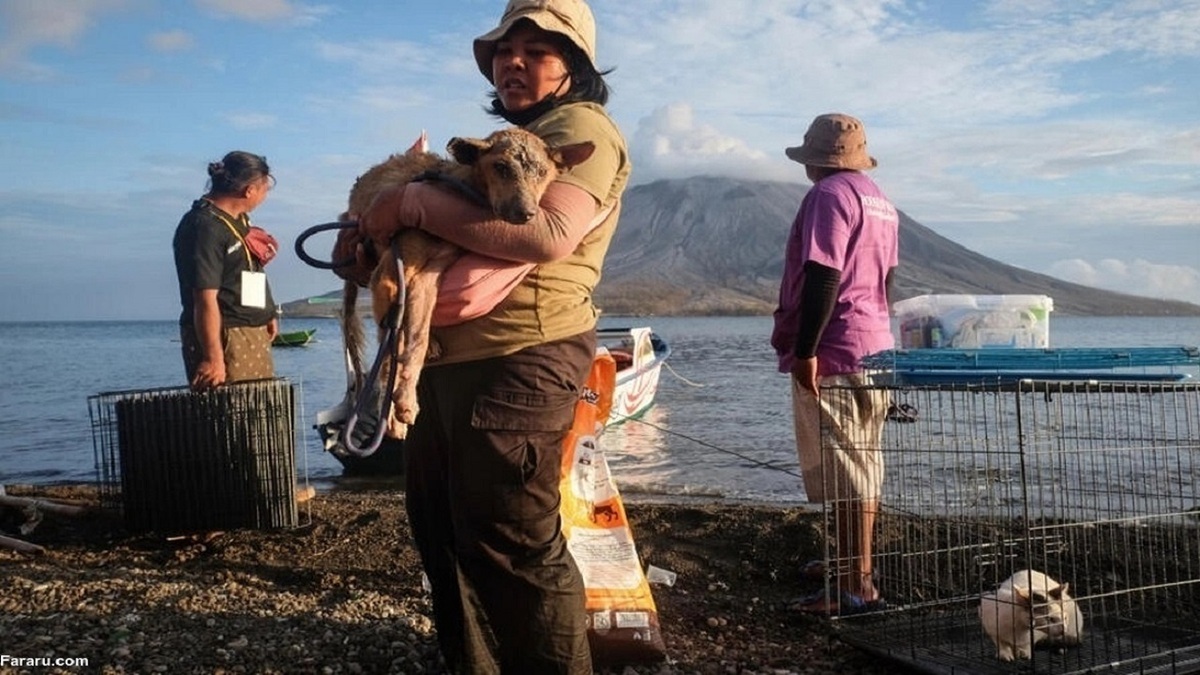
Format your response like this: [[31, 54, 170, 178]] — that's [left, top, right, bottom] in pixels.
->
[[559, 349, 667, 665]]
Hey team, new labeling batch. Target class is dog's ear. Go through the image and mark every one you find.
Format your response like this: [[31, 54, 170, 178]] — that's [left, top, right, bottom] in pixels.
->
[[405, 130, 429, 156], [550, 141, 595, 171], [446, 137, 489, 166], [1013, 586, 1032, 607]]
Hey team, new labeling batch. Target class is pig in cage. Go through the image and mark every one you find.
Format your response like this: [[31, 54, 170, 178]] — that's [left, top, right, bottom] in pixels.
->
[[818, 380, 1200, 675]]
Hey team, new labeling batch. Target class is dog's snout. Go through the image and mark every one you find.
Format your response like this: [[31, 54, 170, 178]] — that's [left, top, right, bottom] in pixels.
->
[[500, 198, 538, 224]]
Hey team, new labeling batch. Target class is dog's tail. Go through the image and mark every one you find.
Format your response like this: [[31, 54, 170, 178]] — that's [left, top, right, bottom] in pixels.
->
[[342, 278, 366, 391]]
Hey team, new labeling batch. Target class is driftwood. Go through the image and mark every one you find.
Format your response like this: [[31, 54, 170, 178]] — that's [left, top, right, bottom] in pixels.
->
[[0, 533, 45, 555], [0, 494, 89, 518]]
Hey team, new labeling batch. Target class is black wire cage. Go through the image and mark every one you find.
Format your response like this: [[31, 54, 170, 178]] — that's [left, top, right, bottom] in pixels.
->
[[89, 378, 301, 534], [819, 380, 1200, 675]]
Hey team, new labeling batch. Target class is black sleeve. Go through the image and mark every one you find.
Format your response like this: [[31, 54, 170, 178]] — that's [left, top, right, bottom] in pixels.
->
[[793, 261, 841, 359]]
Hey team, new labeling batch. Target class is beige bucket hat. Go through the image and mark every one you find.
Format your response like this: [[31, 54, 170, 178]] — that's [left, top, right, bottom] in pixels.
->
[[785, 113, 877, 170], [473, 0, 597, 82]]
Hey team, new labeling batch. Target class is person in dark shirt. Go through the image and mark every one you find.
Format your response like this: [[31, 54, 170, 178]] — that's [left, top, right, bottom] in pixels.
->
[[173, 151, 279, 390]]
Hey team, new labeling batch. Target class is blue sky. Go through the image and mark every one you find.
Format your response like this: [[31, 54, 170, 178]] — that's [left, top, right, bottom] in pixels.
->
[[2, 0, 1198, 321]]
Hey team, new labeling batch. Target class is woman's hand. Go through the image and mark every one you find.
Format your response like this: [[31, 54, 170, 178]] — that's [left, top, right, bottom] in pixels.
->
[[358, 184, 410, 249], [191, 357, 226, 391], [332, 225, 378, 287]]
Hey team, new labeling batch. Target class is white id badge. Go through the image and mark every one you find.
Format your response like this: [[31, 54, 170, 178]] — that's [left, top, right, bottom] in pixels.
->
[[241, 271, 267, 308]]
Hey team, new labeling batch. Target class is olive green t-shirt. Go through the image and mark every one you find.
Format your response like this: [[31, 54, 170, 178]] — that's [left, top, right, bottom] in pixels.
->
[[430, 102, 631, 364]]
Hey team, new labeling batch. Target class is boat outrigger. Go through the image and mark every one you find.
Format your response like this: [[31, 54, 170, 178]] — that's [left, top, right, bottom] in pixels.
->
[[317, 326, 671, 475]]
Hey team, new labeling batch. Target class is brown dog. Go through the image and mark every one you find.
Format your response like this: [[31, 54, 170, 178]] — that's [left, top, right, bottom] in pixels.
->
[[342, 129, 594, 440]]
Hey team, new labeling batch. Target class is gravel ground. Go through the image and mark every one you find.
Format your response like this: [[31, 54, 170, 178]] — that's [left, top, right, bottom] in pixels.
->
[[0, 485, 900, 675]]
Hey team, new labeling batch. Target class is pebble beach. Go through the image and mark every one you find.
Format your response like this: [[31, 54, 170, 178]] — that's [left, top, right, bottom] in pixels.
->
[[0, 485, 895, 675]]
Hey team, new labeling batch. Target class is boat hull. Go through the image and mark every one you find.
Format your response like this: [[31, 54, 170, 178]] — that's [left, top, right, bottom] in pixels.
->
[[598, 327, 670, 427], [272, 329, 316, 347], [319, 326, 670, 475]]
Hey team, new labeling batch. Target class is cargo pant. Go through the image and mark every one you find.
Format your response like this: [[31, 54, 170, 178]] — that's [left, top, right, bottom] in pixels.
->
[[404, 332, 596, 675]]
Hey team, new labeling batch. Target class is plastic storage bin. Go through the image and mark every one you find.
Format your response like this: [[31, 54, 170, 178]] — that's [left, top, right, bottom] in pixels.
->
[[894, 294, 1053, 349]]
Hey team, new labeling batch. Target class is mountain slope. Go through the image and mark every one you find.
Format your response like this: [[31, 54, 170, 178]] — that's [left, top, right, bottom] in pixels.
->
[[283, 176, 1200, 318], [593, 176, 1200, 317]]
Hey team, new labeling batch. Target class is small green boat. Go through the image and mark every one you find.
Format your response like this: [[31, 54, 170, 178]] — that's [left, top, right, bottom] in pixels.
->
[[272, 328, 316, 347]]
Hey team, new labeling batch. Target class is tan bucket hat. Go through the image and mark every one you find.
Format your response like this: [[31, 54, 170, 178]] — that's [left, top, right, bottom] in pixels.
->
[[785, 113, 877, 170], [473, 0, 597, 82]]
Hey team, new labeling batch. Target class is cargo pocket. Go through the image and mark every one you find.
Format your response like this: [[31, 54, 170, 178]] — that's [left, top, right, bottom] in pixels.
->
[[470, 389, 578, 528], [471, 388, 577, 432]]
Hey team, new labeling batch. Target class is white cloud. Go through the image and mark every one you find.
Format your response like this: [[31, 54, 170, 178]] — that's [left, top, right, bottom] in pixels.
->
[[630, 103, 779, 183], [1050, 258, 1200, 305], [0, 0, 126, 75], [148, 30, 194, 52], [223, 112, 278, 130], [316, 39, 434, 76], [192, 0, 329, 25]]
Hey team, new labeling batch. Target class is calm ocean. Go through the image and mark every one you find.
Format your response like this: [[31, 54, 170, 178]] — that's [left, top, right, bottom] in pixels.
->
[[2, 315, 1198, 503]]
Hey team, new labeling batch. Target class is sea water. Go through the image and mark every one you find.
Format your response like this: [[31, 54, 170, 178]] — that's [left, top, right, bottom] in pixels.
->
[[1, 315, 1198, 502]]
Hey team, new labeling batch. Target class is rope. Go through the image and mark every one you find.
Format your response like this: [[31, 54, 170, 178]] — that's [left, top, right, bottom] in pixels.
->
[[662, 360, 706, 388], [606, 411, 802, 480]]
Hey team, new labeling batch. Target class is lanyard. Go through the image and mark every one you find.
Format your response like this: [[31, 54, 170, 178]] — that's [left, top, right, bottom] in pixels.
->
[[205, 203, 255, 269]]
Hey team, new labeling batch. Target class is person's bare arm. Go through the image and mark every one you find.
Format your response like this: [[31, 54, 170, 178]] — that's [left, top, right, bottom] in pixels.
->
[[191, 289, 225, 390]]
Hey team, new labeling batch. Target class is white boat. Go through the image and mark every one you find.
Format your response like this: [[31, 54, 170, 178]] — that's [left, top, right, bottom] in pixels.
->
[[319, 325, 670, 475], [598, 326, 671, 427]]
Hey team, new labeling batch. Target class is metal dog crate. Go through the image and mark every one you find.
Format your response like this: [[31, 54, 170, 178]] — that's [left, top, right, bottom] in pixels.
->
[[89, 379, 300, 534], [821, 380, 1200, 675]]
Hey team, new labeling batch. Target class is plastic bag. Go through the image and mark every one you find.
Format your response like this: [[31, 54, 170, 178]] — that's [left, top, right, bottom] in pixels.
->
[[559, 349, 667, 665]]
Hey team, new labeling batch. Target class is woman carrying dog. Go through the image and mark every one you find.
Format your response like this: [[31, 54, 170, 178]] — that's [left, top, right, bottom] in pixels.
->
[[334, 0, 629, 672], [173, 151, 280, 391]]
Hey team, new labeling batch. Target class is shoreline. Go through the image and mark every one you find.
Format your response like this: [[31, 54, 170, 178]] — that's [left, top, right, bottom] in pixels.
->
[[0, 484, 890, 675]]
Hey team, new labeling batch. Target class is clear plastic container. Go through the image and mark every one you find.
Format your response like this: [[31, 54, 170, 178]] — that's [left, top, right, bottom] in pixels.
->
[[894, 294, 1053, 349]]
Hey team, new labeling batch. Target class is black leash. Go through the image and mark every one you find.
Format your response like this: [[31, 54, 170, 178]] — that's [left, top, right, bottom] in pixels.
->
[[292, 170, 484, 456], [292, 170, 486, 271], [338, 238, 405, 457], [294, 220, 359, 270]]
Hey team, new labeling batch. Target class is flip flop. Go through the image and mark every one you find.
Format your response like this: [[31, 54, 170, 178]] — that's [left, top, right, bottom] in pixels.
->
[[789, 589, 887, 617], [800, 559, 826, 581], [886, 402, 918, 423]]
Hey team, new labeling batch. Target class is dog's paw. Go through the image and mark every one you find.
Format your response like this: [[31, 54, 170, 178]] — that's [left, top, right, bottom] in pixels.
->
[[385, 413, 409, 440], [426, 338, 443, 362], [393, 392, 420, 426]]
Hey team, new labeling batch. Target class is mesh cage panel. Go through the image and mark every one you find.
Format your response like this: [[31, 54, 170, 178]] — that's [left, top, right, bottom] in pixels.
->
[[820, 380, 1200, 675], [89, 378, 299, 533]]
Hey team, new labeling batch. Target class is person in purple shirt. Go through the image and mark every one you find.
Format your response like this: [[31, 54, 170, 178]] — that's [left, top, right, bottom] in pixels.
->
[[771, 113, 898, 615]]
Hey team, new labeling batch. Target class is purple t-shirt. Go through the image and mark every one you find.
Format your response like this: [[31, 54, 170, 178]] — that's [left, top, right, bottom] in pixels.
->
[[771, 171, 899, 375]]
